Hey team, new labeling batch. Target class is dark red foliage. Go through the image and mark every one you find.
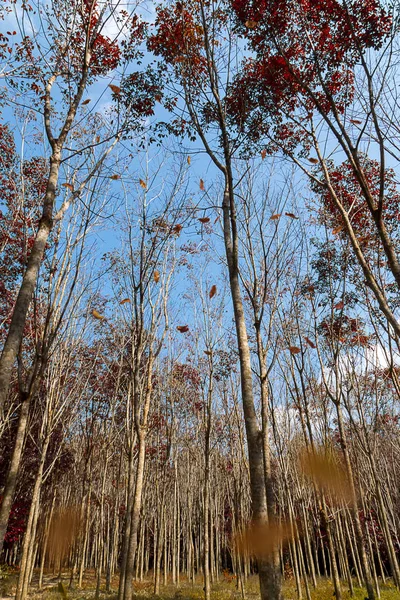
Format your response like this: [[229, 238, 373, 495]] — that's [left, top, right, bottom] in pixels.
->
[[148, 3, 207, 78], [227, 0, 391, 148], [316, 157, 400, 255]]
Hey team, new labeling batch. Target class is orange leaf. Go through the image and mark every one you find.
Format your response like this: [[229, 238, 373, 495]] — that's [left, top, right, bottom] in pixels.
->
[[177, 325, 189, 333], [308, 157, 319, 164], [334, 301, 344, 310], [187, 156, 191, 165], [299, 449, 350, 501], [261, 149, 267, 160], [139, 179, 147, 189], [81, 99, 91, 105], [199, 217, 210, 224], [92, 309, 105, 320], [332, 225, 344, 235], [109, 84, 121, 95], [110, 174, 120, 180], [209, 285, 217, 299], [304, 337, 316, 349], [289, 346, 301, 355], [154, 270, 160, 283], [270, 214, 281, 221], [200, 179, 205, 191], [285, 212, 299, 219], [62, 183, 74, 191], [120, 298, 130, 305], [245, 20, 258, 28], [235, 521, 292, 559]]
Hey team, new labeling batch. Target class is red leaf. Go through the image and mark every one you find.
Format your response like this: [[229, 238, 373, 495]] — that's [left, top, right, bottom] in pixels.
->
[[304, 337, 316, 349], [209, 285, 217, 299], [289, 346, 301, 355]]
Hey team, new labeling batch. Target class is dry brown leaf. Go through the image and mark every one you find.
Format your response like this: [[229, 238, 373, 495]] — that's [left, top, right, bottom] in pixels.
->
[[92, 309, 105, 320], [245, 20, 258, 28], [270, 214, 281, 221], [172, 224, 183, 235], [187, 156, 191, 165], [334, 301, 344, 310], [120, 298, 130, 305], [332, 225, 344, 235], [289, 346, 301, 355], [235, 520, 292, 558], [261, 149, 267, 160], [200, 179, 205, 191], [139, 179, 147, 189], [308, 157, 319, 164], [304, 337, 316, 349], [62, 183, 74, 191], [177, 325, 189, 333], [285, 212, 299, 219], [204, 350, 212, 356], [110, 174, 120, 180], [199, 217, 210, 224], [209, 284, 217, 299], [350, 119, 362, 125], [109, 84, 121, 95], [154, 270, 160, 283], [81, 99, 91, 105], [299, 449, 350, 501]]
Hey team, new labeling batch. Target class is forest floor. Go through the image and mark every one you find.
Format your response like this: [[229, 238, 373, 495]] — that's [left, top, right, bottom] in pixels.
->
[[0, 570, 399, 600]]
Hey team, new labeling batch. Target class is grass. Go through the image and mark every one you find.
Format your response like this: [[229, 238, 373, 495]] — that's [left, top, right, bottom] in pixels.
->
[[0, 568, 398, 600]]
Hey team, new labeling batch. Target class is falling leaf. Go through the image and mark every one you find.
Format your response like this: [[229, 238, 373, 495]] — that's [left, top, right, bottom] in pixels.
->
[[120, 298, 130, 305], [334, 301, 344, 310], [92, 309, 105, 320], [308, 157, 319, 164], [177, 325, 189, 333], [304, 337, 316, 349], [245, 20, 258, 28], [139, 179, 147, 189], [235, 520, 292, 559], [261, 149, 267, 160], [204, 350, 212, 356], [81, 99, 91, 105], [109, 84, 121, 95], [209, 285, 217, 299], [172, 224, 183, 235], [285, 212, 299, 219], [154, 270, 160, 283], [110, 174, 120, 180], [332, 225, 344, 235], [187, 156, 191, 165], [199, 217, 210, 224], [350, 119, 362, 125], [270, 214, 281, 221], [299, 448, 351, 501], [289, 346, 301, 355], [200, 179, 205, 191], [62, 183, 74, 191]]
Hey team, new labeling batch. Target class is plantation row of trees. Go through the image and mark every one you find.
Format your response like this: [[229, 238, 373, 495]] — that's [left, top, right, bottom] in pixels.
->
[[1, 1, 400, 600]]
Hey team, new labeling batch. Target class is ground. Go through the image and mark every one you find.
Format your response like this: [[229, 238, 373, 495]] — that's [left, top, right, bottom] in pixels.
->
[[0, 570, 399, 600]]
